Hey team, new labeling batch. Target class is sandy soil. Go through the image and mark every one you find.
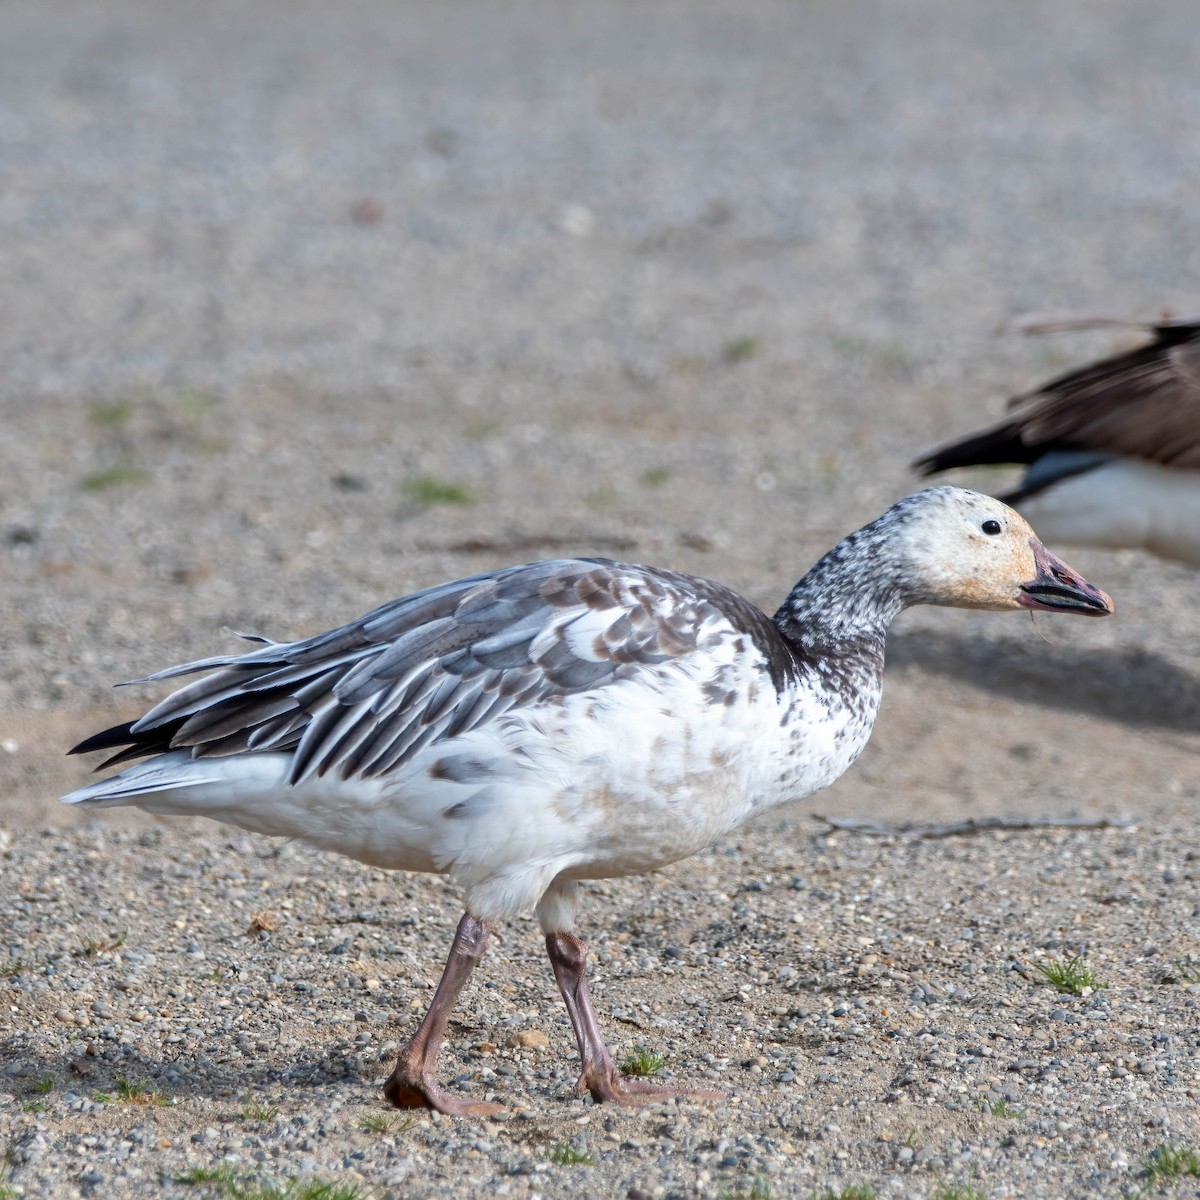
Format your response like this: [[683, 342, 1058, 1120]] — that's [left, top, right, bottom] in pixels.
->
[[1, 3, 1198, 1198]]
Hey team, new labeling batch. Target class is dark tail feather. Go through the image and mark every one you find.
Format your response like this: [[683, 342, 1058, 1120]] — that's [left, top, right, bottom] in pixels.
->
[[68, 721, 140, 757], [68, 718, 182, 771], [913, 423, 1032, 475]]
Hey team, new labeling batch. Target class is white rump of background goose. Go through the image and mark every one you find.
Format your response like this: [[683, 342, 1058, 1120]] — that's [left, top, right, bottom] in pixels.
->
[[64, 487, 1112, 1115], [916, 313, 1200, 566]]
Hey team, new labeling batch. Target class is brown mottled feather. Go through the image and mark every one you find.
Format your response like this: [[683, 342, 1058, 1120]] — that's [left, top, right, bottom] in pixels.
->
[[71, 559, 799, 787]]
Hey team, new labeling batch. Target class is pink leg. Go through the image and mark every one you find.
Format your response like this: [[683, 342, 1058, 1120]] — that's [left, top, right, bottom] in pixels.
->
[[383, 912, 503, 1117], [545, 930, 721, 1105]]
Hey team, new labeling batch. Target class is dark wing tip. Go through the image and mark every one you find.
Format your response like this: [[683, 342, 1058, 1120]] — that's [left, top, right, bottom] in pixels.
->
[[911, 448, 944, 476], [69, 719, 182, 771], [913, 424, 1031, 475], [68, 720, 139, 758]]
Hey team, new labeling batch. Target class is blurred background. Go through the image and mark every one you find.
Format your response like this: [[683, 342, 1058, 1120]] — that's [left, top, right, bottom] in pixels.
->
[[2, 0, 1198, 819]]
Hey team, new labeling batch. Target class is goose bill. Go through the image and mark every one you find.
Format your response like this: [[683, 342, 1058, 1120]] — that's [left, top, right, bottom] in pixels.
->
[[1017, 541, 1113, 616]]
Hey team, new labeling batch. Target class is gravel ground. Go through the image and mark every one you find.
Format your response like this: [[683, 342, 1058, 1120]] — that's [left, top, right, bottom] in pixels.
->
[[2, 3, 1199, 1198]]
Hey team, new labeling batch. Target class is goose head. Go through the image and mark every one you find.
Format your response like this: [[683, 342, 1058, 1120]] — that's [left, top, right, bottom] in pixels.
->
[[893, 488, 1114, 616]]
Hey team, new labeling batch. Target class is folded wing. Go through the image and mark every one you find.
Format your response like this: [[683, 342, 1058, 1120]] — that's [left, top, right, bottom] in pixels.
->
[[915, 315, 1200, 476], [71, 559, 760, 786]]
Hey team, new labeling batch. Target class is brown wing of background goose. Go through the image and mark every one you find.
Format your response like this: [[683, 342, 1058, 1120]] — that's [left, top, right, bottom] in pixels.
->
[[916, 314, 1200, 480]]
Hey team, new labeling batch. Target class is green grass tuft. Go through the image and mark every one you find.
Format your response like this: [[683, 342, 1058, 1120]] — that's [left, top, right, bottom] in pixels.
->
[[78, 932, 126, 957], [114, 1074, 170, 1107], [401, 475, 474, 507], [1031, 954, 1105, 995], [619, 1047, 665, 1078], [175, 1165, 241, 1186], [581, 486, 617, 511], [175, 1165, 273, 1197], [719, 1176, 772, 1200], [1170, 957, 1200, 984], [548, 1144, 592, 1166], [931, 1186, 985, 1200], [81, 466, 151, 491], [173, 389, 218, 419], [981, 1097, 1020, 1119], [175, 1163, 372, 1199], [639, 466, 671, 488], [1144, 1143, 1200, 1187], [241, 1101, 279, 1122], [811, 1186, 872, 1200], [88, 400, 134, 428], [721, 336, 761, 364], [287, 1184, 372, 1200], [360, 1112, 415, 1135]]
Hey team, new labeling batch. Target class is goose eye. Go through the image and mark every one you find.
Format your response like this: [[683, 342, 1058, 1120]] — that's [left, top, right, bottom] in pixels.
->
[[981, 519, 1002, 536]]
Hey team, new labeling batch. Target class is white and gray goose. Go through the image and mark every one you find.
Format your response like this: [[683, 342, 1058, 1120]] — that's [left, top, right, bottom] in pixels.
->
[[64, 487, 1112, 1116], [916, 312, 1200, 565]]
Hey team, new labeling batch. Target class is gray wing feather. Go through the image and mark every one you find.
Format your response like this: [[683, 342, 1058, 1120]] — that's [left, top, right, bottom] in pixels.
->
[[106, 558, 750, 786]]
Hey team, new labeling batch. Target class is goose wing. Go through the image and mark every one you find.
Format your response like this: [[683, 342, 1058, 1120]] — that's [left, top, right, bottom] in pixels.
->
[[1004, 317, 1200, 468], [71, 559, 775, 785], [915, 316, 1200, 473]]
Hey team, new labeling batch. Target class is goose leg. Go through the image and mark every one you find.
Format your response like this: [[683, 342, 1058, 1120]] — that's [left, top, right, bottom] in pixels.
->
[[544, 930, 721, 1105], [383, 912, 502, 1117]]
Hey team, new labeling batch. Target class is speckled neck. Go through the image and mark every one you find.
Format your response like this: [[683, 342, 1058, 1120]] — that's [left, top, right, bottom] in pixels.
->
[[771, 518, 910, 655]]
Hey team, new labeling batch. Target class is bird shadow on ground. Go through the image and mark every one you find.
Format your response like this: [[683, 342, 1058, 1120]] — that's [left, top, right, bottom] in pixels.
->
[[888, 629, 1200, 735], [0, 1035, 383, 1092], [0, 1038, 580, 1115]]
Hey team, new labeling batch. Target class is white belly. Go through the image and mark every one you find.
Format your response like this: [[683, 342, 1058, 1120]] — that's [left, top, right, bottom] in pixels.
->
[[1019, 460, 1200, 566], [66, 658, 877, 921]]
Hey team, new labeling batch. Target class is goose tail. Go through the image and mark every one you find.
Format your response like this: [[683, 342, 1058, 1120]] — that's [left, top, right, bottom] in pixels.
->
[[61, 751, 232, 810]]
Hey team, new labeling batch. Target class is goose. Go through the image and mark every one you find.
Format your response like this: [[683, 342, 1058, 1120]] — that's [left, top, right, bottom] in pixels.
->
[[63, 487, 1112, 1116], [915, 313, 1200, 565]]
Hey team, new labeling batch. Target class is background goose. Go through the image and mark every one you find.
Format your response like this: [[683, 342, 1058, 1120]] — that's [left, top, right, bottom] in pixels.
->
[[915, 313, 1200, 565], [64, 487, 1112, 1116]]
